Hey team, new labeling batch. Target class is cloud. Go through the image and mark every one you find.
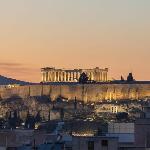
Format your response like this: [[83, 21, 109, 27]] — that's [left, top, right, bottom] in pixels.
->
[[0, 62, 40, 82], [0, 62, 22, 67], [0, 62, 38, 72]]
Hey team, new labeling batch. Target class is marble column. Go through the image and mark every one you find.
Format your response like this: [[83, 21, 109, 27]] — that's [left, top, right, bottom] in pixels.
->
[[90, 72, 93, 80], [59, 71, 61, 82], [69, 72, 71, 81], [58, 72, 61, 82], [88, 72, 90, 81], [45, 72, 47, 82], [103, 72, 105, 81], [70, 72, 72, 81], [93, 72, 96, 81], [52, 71, 55, 82], [61, 71, 63, 81], [72, 72, 74, 81], [61, 72, 63, 81], [56, 71, 58, 82], [74, 72, 77, 81], [54, 72, 56, 82], [98, 72, 100, 81], [43, 72, 45, 82], [105, 72, 107, 81], [99, 72, 101, 81], [99, 71, 102, 81], [77, 72, 80, 81], [76, 72, 78, 80], [70, 72, 73, 81], [104, 72, 106, 81], [78, 72, 81, 80], [51, 72, 53, 81], [71, 72, 73, 81], [91, 72, 93, 80], [73, 72, 75, 81], [61, 72, 63, 82], [63, 72, 66, 82], [42, 72, 44, 82], [87, 72, 90, 80], [104, 72, 107, 81], [66, 72, 69, 82], [65, 72, 67, 81], [97, 72, 100, 82], [47, 71, 50, 82], [55, 72, 57, 82], [101, 72, 103, 81], [50, 72, 53, 81], [48, 72, 50, 81], [68, 72, 70, 81], [57, 72, 60, 82], [74, 72, 75, 79], [103, 72, 106, 81]]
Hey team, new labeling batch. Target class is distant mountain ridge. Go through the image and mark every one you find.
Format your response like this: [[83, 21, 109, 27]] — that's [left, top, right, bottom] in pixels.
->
[[0, 75, 32, 85]]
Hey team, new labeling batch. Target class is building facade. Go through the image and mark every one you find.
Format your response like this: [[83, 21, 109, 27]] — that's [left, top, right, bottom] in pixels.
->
[[72, 136, 118, 150], [41, 67, 108, 82]]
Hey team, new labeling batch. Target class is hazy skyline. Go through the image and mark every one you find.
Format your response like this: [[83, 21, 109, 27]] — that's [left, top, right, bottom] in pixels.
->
[[0, 0, 150, 82]]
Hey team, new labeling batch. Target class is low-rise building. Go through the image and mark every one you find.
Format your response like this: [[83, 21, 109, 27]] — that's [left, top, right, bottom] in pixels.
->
[[72, 136, 118, 150]]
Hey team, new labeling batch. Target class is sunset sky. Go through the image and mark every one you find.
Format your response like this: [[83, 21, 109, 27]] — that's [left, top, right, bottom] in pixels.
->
[[0, 0, 150, 82]]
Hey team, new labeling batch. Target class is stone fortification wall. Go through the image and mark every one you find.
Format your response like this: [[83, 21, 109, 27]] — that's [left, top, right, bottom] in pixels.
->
[[0, 83, 150, 102]]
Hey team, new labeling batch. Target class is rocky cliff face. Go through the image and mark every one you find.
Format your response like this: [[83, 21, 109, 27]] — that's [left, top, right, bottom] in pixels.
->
[[0, 83, 150, 102], [0, 75, 32, 85]]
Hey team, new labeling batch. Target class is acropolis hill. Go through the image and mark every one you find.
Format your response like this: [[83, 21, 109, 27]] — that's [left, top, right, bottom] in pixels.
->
[[0, 82, 150, 102], [0, 68, 150, 102]]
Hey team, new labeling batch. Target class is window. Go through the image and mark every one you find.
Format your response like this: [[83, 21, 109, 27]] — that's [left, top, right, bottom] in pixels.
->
[[112, 107, 114, 113], [101, 140, 108, 146], [88, 141, 94, 150]]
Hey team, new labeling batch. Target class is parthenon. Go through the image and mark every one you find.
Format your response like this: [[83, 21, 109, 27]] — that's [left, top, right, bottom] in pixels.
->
[[41, 67, 108, 82]]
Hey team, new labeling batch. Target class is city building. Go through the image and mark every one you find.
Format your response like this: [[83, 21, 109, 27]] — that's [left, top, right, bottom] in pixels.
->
[[134, 104, 150, 148], [0, 130, 72, 150], [72, 136, 118, 150], [95, 104, 127, 114], [41, 67, 108, 82], [107, 123, 135, 144]]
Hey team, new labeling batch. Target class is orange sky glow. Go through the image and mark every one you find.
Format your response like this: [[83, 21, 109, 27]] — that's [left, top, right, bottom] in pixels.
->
[[0, 0, 150, 82]]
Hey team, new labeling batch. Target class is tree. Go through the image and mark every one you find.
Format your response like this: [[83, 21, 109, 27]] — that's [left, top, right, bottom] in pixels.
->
[[48, 108, 51, 121], [127, 73, 134, 82], [0, 118, 5, 129], [97, 128, 103, 136], [79, 72, 89, 84], [74, 97, 77, 110], [8, 110, 22, 129], [25, 112, 35, 129], [56, 96, 63, 103], [60, 108, 64, 121], [121, 76, 125, 81], [116, 112, 128, 121], [35, 111, 42, 123]]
